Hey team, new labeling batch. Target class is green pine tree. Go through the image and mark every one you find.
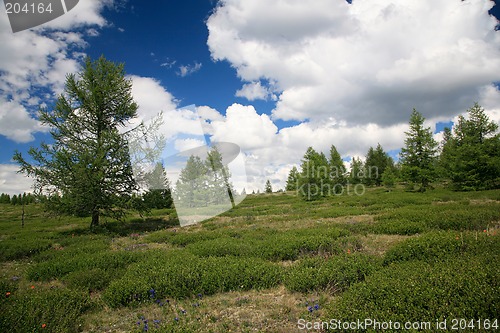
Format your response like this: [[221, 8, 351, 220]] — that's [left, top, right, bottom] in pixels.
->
[[328, 145, 346, 192], [265, 179, 273, 193], [349, 157, 364, 184], [13, 56, 139, 228], [400, 109, 438, 191], [206, 146, 235, 206], [445, 103, 500, 190], [298, 147, 330, 200], [365, 144, 393, 186], [175, 155, 209, 208], [285, 166, 300, 191]]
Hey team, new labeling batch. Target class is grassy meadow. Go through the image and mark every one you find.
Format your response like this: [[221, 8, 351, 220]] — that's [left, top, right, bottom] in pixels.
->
[[0, 187, 499, 332]]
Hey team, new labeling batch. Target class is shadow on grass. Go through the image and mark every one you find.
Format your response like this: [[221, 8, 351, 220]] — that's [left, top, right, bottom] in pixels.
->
[[102, 217, 180, 236], [58, 216, 180, 237]]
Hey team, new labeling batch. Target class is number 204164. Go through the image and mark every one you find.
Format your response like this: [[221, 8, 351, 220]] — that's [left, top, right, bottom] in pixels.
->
[[5, 2, 53, 14], [451, 319, 498, 330]]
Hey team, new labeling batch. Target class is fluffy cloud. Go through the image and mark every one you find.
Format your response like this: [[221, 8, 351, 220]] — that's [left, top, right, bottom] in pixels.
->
[[0, 0, 118, 143], [128, 75, 178, 123], [211, 103, 278, 150], [196, 105, 225, 122], [235, 81, 274, 101], [0, 164, 34, 195], [207, 0, 500, 125], [174, 138, 206, 152], [0, 99, 47, 143]]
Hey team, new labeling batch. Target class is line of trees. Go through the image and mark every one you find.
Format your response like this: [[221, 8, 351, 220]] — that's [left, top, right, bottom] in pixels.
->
[[286, 103, 499, 199], [10, 55, 499, 226], [0, 193, 36, 205]]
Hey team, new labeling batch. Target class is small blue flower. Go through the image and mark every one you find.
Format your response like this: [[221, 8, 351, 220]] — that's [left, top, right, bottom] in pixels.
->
[[197, 293, 203, 299], [174, 317, 179, 322], [314, 304, 320, 310], [143, 323, 149, 331], [149, 289, 156, 299], [153, 319, 161, 324], [136, 321, 141, 325], [307, 306, 313, 313]]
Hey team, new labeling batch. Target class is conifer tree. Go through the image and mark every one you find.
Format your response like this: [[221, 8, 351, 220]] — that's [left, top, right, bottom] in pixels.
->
[[328, 145, 346, 192], [265, 179, 273, 193], [285, 166, 300, 191], [349, 157, 364, 184], [400, 109, 438, 191], [298, 147, 329, 200], [13, 56, 139, 228], [443, 103, 500, 190]]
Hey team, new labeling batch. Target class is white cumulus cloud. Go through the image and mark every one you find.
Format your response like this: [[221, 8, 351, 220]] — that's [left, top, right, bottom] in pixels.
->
[[0, 0, 119, 143], [235, 81, 273, 101], [207, 0, 500, 125]]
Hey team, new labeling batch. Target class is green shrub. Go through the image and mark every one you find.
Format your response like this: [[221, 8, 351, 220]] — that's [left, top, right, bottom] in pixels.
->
[[62, 268, 121, 291], [103, 250, 282, 307], [256, 234, 344, 261], [0, 237, 52, 261], [254, 227, 349, 261], [326, 257, 499, 331], [177, 227, 350, 261], [32, 236, 110, 263], [374, 203, 500, 233], [185, 237, 254, 257], [383, 232, 499, 265], [26, 251, 143, 281], [371, 219, 427, 235], [152, 231, 222, 247], [0, 287, 91, 333], [284, 254, 380, 293]]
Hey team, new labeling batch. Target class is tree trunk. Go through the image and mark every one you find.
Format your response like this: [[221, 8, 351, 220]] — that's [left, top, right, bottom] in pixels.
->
[[91, 209, 99, 229]]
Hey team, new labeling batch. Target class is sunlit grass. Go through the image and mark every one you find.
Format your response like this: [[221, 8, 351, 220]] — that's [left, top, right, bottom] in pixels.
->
[[0, 186, 499, 332]]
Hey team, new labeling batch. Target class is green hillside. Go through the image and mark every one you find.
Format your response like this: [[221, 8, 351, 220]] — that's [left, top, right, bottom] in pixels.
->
[[1, 187, 499, 332]]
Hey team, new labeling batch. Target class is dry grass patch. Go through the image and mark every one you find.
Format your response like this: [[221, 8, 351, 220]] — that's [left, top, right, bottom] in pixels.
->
[[360, 234, 412, 256], [81, 286, 333, 333]]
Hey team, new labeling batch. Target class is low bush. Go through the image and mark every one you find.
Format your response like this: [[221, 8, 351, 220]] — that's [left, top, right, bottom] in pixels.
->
[[326, 256, 499, 330], [0, 287, 91, 333], [32, 235, 111, 263], [383, 232, 499, 265], [103, 250, 283, 307], [0, 237, 52, 262], [284, 253, 380, 293], [370, 219, 427, 235], [374, 203, 500, 234], [256, 233, 344, 261], [62, 267, 122, 292], [26, 251, 143, 281], [185, 227, 351, 261], [185, 237, 254, 257]]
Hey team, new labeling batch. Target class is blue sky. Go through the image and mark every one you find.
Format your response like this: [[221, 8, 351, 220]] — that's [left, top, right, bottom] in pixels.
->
[[1, 0, 499, 194]]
